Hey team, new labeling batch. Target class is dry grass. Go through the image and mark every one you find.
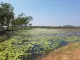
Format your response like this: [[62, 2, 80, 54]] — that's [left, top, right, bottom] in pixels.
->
[[36, 43, 80, 60]]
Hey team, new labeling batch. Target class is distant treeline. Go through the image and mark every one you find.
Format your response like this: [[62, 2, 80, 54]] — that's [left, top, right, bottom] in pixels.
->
[[31, 26, 80, 28]]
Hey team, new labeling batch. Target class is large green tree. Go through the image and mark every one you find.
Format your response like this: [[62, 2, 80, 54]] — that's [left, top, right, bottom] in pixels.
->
[[0, 2, 14, 30], [11, 13, 33, 29]]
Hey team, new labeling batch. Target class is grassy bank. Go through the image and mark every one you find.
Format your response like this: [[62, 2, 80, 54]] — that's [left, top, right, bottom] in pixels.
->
[[37, 42, 80, 60]]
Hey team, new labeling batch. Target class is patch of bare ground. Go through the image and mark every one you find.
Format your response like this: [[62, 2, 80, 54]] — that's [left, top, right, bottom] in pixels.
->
[[36, 43, 80, 60]]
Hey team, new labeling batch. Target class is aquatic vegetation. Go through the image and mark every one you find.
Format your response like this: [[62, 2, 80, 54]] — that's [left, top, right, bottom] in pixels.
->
[[36, 42, 80, 60], [0, 29, 80, 60]]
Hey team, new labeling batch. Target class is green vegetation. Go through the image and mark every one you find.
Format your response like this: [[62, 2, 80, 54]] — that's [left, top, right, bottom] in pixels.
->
[[0, 29, 80, 60], [0, 2, 14, 30], [0, 2, 32, 30], [11, 13, 33, 30], [36, 42, 80, 60]]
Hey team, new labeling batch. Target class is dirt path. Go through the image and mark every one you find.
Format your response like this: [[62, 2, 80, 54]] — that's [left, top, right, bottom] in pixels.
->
[[36, 43, 80, 60]]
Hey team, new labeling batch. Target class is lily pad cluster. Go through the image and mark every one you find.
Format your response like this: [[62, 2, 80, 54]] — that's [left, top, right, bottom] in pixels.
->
[[0, 29, 80, 60]]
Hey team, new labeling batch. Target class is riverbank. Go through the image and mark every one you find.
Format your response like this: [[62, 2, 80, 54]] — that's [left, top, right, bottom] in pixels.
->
[[36, 42, 80, 60]]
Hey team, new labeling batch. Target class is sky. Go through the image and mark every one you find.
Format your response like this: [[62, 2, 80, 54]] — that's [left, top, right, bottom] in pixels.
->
[[0, 0, 80, 26]]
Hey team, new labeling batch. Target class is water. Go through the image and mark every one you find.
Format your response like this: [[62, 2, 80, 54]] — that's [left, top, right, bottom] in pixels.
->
[[39, 32, 80, 37], [0, 31, 13, 42], [25, 32, 80, 60], [0, 31, 80, 60]]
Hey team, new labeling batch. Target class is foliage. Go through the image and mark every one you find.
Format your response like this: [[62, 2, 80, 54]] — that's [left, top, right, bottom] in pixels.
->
[[0, 2, 33, 30], [0, 29, 80, 60], [11, 13, 33, 30], [0, 2, 14, 29]]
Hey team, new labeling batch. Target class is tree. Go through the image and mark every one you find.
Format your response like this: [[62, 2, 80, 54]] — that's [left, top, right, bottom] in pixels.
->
[[0, 2, 14, 30], [63, 25, 74, 28], [11, 13, 33, 29], [0, 2, 33, 30]]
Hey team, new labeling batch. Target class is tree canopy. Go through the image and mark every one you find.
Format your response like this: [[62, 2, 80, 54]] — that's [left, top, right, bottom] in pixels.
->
[[11, 13, 33, 29], [0, 2, 33, 30], [0, 2, 14, 29]]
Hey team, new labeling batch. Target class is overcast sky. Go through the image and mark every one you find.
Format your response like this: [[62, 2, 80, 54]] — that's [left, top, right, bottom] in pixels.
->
[[1, 0, 80, 26]]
